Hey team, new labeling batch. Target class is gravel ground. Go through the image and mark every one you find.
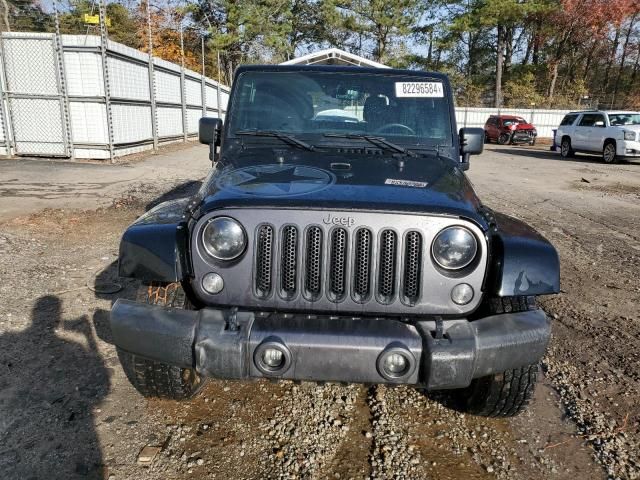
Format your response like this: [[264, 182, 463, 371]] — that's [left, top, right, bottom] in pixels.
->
[[1, 144, 638, 479]]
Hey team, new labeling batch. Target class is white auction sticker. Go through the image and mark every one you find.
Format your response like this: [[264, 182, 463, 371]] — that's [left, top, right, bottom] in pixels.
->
[[395, 82, 444, 98], [385, 178, 428, 188]]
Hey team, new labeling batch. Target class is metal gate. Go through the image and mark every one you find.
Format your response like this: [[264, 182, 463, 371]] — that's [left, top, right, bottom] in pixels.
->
[[0, 33, 70, 157]]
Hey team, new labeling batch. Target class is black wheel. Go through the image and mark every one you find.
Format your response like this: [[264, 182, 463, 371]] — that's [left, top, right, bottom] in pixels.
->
[[603, 141, 618, 164], [497, 133, 511, 145], [560, 137, 574, 158], [447, 296, 540, 417], [116, 282, 205, 400], [461, 363, 539, 417], [529, 137, 536, 146], [484, 133, 490, 144]]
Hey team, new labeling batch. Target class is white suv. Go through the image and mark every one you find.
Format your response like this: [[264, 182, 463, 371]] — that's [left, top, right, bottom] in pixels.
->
[[555, 110, 640, 163]]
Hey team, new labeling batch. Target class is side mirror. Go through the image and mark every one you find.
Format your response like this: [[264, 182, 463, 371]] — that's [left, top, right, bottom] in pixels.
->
[[199, 117, 223, 145], [459, 127, 484, 170]]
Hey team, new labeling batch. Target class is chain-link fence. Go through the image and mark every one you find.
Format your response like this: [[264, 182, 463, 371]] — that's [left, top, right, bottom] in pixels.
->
[[0, 23, 229, 161]]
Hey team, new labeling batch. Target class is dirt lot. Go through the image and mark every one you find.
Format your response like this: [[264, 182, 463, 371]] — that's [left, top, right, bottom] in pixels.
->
[[1, 144, 638, 480]]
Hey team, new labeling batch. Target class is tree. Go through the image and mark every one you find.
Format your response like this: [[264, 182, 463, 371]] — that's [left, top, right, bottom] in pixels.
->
[[1, 0, 51, 32], [58, 0, 142, 49], [321, 0, 423, 62]]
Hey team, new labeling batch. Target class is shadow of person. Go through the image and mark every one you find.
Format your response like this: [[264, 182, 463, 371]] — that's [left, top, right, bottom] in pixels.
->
[[0, 296, 109, 479]]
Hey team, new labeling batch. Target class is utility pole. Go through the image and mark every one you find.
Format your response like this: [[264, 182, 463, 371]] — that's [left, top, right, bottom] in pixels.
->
[[180, 25, 187, 141], [216, 49, 222, 119], [201, 36, 206, 118], [98, 0, 114, 162], [147, 0, 158, 152]]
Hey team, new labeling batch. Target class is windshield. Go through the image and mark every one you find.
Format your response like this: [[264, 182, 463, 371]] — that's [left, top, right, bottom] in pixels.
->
[[608, 113, 640, 126], [502, 118, 527, 126], [227, 71, 453, 147]]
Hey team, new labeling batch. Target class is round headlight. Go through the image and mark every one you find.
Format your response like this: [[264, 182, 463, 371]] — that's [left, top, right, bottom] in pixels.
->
[[431, 226, 478, 270], [202, 216, 246, 261]]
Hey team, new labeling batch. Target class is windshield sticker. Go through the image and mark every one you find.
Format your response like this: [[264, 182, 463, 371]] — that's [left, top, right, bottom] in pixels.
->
[[385, 178, 428, 188], [216, 164, 336, 197], [395, 82, 444, 98]]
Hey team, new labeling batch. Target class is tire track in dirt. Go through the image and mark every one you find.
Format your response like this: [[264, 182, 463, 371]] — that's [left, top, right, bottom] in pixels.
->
[[479, 181, 640, 479]]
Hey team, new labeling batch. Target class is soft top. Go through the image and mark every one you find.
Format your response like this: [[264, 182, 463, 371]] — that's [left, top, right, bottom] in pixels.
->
[[234, 64, 449, 82]]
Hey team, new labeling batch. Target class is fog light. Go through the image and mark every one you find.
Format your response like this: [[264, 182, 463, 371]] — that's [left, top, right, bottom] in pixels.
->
[[262, 348, 284, 369], [377, 346, 415, 381], [202, 272, 224, 294], [383, 353, 408, 375], [451, 283, 474, 305], [254, 340, 292, 375]]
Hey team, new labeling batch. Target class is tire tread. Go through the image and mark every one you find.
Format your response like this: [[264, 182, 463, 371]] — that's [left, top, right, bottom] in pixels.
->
[[117, 282, 203, 400]]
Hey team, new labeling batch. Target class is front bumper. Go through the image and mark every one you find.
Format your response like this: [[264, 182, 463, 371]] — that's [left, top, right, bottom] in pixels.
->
[[619, 140, 640, 157], [110, 300, 550, 390], [511, 131, 536, 143]]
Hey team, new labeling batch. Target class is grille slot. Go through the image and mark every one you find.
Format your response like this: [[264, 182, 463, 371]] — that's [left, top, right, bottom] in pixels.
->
[[255, 225, 274, 297], [304, 227, 323, 298], [377, 230, 397, 303], [353, 229, 372, 301], [403, 231, 423, 304], [329, 228, 348, 300], [280, 225, 299, 297]]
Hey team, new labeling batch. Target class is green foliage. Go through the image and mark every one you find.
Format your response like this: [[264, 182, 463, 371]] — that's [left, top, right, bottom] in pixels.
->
[[503, 72, 545, 107], [321, 0, 423, 61], [4, 0, 51, 32], [3, 0, 639, 107], [58, 1, 141, 49]]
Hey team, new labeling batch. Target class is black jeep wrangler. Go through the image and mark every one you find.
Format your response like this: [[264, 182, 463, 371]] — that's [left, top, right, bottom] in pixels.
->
[[111, 65, 559, 417]]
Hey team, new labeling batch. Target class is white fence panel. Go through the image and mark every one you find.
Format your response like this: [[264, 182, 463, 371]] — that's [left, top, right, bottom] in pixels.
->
[[157, 106, 183, 137], [64, 51, 103, 96], [186, 107, 202, 134], [185, 77, 202, 106], [220, 90, 230, 109], [69, 102, 108, 143], [205, 84, 219, 109], [111, 104, 153, 143], [0, 32, 232, 160], [154, 70, 181, 104], [108, 57, 149, 101], [2, 36, 59, 95]]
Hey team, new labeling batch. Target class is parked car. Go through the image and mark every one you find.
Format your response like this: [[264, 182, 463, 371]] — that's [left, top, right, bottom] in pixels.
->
[[110, 64, 559, 417], [484, 115, 537, 145], [555, 110, 640, 163]]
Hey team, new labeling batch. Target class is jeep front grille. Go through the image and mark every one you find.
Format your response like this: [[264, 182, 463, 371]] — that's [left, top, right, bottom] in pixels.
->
[[329, 228, 348, 300], [378, 230, 397, 303], [253, 223, 426, 305], [304, 227, 323, 299], [255, 225, 274, 298], [194, 209, 488, 316], [402, 231, 422, 304], [280, 225, 298, 298], [353, 229, 372, 302]]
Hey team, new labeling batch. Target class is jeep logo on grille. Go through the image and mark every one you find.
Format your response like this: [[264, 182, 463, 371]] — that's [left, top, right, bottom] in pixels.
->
[[323, 214, 356, 227]]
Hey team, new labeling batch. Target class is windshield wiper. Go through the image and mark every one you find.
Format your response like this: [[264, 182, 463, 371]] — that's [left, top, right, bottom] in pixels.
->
[[236, 129, 315, 151], [323, 133, 417, 157]]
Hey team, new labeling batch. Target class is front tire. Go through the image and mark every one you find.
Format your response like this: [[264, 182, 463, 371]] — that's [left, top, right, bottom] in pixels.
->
[[116, 282, 205, 400], [560, 137, 574, 158], [603, 141, 618, 164], [447, 296, 540, 417], [462, 364, 539, 417], [497, 133, 511, 145]]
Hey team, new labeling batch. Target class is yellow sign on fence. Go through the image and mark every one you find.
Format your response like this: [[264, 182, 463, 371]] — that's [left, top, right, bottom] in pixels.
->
[[83, 14, 111, 27]]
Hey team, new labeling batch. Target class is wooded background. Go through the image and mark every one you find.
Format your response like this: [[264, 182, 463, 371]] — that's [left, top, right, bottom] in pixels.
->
[[3, 0, 640, 109]]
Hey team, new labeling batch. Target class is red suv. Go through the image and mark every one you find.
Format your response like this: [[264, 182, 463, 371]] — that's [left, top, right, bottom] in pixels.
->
[[484, 115, 537, 145]]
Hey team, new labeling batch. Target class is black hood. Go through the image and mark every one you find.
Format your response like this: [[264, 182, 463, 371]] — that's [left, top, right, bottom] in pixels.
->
[[194, 146, 487, 229]]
